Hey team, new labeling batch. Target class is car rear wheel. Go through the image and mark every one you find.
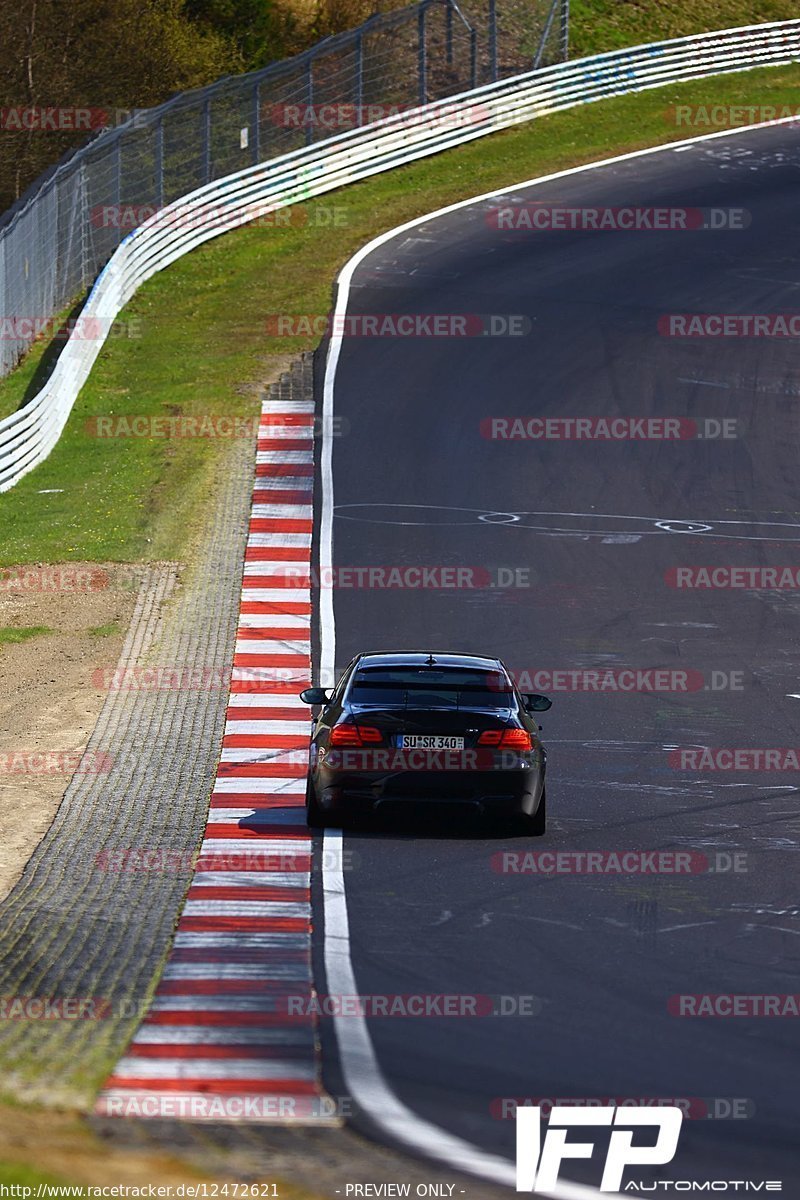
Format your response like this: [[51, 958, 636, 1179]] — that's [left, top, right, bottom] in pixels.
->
[[525, 785, 546, 836], [305, 772, 329, 829]]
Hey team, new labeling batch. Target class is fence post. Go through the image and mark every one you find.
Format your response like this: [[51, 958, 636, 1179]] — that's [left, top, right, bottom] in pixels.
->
[[252, 79, 261, 164], [202, 95, 212, 185], [418, 2, 427, 106], [560, 0, 569, 59], [114, 134, 122, 213], [470, 27, 477, 89], [305, 58, 315, 146], [534, 0, 561, 69], [488, 0, 498, 81], [355, 33, 364, 125], [0, 232, 6, 377], [79, 162, 90, 292], [155, 116, 164, 209], [445, 1, 453, 67]]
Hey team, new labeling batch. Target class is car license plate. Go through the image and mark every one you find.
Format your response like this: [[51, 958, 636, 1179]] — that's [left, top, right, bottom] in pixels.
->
[[398, 735, 465, 750]]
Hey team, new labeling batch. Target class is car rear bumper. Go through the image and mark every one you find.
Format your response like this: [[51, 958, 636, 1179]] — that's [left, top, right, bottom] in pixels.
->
[[311, 764, 545, 818]]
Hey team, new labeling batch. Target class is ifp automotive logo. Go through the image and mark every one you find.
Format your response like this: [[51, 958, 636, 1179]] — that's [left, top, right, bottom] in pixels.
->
[[515, 1105, 683, 1192]]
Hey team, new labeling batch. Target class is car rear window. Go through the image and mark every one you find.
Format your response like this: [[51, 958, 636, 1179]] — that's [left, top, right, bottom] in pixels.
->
[[348, 667, 514, 708]]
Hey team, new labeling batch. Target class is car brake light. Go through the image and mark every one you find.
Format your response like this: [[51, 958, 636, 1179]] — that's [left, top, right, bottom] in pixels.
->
[[478, 728, 533, 750], [477, 730, 502, 745], [330, 724, 383, 746]]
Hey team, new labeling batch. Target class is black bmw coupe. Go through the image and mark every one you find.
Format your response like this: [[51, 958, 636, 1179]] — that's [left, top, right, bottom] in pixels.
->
[[300, 651, 551, 833]]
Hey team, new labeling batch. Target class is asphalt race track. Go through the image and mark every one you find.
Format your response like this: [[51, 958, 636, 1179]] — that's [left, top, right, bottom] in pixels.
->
[[312, 123, 800, 1190]]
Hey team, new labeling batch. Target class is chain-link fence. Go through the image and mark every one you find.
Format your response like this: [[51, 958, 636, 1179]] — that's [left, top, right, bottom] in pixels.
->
[[0, 0, 567, 380]]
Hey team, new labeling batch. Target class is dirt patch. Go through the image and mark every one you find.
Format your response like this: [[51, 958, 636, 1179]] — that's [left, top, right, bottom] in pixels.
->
[[0, 565, 143, 902]]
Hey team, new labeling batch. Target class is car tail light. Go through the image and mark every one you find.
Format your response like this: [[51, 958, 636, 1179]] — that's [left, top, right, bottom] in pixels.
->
[[330, 724, 383, 746], [478, 728, 533, 750]]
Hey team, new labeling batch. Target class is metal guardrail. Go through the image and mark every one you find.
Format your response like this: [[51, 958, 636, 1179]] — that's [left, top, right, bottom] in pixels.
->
[[1, 19, 799, 492]]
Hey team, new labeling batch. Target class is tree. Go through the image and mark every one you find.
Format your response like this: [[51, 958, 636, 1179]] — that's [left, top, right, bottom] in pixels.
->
[[0, 0, 238, 215], [183, 0, 299, 70]]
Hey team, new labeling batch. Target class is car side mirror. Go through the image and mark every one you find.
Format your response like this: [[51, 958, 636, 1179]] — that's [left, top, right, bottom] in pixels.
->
[[300, 687, 331, 705], [523, 693, 552, 712]]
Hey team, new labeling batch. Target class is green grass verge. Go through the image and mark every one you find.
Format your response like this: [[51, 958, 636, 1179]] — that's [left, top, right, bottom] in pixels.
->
[[0, 626, 52, 646], [570, 0, 800, 58], [0, 1163, 83, 1190], [87, 621, 122, 637], [1, 62, 800, 566]]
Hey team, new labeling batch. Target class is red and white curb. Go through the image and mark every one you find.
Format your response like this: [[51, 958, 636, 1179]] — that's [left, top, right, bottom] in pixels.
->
[[96, 393, 337, 1123]]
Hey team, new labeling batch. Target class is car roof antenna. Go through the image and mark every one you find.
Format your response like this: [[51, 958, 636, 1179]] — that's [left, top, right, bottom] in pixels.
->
[[425, 652, 436, 665]]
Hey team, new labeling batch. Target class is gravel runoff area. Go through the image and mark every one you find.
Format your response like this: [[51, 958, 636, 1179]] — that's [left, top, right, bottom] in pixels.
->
[[0, 372, 270, 1106]]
